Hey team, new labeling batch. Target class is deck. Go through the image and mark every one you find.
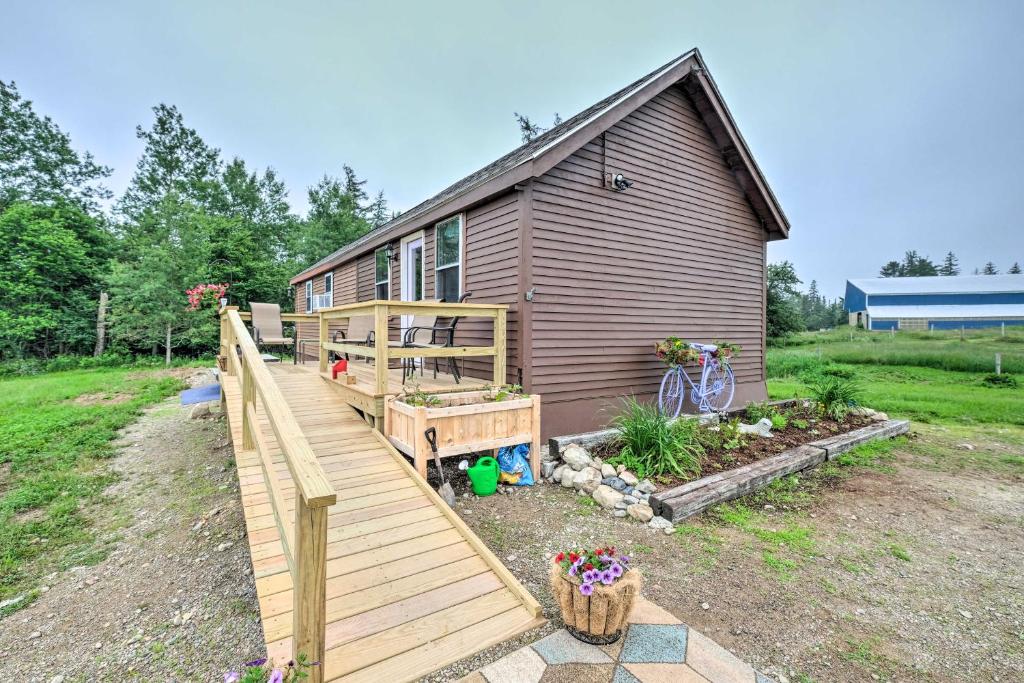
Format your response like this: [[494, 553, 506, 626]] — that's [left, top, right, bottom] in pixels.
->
[[221, 362, 544, 681], [309, 358, 490, 423]]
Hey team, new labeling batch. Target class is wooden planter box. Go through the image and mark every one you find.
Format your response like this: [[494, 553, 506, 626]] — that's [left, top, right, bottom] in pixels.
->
[[385, 390, 541, 480], [549, 563, 641, 643]]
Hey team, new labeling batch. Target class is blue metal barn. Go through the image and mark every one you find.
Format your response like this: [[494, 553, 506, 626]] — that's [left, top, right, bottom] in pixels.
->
[[844, 275, 1024, 331]]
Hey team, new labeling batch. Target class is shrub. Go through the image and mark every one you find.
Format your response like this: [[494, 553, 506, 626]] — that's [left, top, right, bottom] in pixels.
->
[[745, 401, 779, 423], [982, 373, 1018, 388], [770, 412, 789, 430], [609, 398, 703, 479], [808, 375, 863, 421]]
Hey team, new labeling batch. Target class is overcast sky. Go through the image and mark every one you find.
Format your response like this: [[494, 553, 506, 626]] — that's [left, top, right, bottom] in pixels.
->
[[4, 0, 1022, 297]]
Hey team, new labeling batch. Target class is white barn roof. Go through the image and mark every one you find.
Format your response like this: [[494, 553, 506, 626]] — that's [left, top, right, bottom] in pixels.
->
[[850, 275, 1024, 295], [867, 304, 1024, 319]]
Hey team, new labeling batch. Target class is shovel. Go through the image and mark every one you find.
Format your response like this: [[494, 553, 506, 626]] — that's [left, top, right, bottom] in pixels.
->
[[423, 427, 456, 507]]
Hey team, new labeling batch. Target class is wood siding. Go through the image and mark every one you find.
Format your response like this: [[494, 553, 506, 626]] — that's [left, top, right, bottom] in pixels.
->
[[528, 84, 767, 433], [459, 192, 520, 382]]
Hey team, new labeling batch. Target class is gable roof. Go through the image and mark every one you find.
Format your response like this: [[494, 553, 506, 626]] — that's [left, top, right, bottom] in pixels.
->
[[849, 275, 1024, 296], [292, 48, 789, 284]]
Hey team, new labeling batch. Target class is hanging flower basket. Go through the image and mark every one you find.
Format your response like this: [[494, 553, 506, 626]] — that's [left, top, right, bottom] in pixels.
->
[[548, 547, 642, 644], [655, 336, 741, 367]]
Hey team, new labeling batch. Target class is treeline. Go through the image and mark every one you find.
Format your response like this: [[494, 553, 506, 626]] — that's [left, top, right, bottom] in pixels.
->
[[0, 81, 389, 364], [767, 262, 846, 339], [879, 250, 1021, 277]]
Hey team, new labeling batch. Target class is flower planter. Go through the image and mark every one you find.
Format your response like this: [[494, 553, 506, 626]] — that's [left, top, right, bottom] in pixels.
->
[[549, 561, 641, 643], [384, 389, 541, 480]]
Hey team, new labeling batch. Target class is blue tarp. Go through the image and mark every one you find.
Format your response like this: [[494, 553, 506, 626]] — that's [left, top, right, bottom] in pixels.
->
[[180, 383, 220, 405]]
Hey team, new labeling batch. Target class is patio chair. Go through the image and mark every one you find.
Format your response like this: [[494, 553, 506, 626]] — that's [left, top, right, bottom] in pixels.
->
[[404, 292, 473, 384], [332, 315, 375, 363], [250, 303, 294, 358], [398, 314, 438, 383]]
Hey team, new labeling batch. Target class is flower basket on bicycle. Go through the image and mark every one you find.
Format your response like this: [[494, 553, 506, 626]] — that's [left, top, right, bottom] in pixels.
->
[[654, 337, 740, 416]]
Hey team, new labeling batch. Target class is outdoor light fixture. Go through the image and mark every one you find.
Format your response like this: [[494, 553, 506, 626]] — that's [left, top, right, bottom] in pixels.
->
[[612, 173, 633, 191], [384, 242, 397, 263]]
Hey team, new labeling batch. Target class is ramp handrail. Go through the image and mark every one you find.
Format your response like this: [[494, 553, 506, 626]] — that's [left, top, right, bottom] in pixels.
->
[[220, 307, 335, 682]]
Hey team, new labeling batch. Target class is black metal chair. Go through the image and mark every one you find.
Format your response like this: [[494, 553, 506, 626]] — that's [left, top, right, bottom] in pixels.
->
[[402, 292, 472, 383]]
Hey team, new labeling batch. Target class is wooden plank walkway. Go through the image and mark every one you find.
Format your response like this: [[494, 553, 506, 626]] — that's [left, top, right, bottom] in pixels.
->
[[221, 364, 544, 682]]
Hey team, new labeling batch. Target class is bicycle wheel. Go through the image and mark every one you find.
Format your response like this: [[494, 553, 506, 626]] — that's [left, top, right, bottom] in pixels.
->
[[700, 360, 735, 412], [658, 367, 685, 418]]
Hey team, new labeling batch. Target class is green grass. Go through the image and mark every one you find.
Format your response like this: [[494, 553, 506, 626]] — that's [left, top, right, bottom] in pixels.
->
[[0, 366, 184, 610]]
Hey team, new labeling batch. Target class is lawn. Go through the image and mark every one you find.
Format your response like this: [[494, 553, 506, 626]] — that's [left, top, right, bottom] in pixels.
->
[[0, 366, 186, 613], [766, 327, 1024, 425]]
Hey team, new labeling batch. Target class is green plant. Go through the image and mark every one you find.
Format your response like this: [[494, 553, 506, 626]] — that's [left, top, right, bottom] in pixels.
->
[[484, 383, 523, 402], [745, 401, 779, 423], [982, 373, 1017, 388], [398, 384, 441, 407], [608, 398, 703, 479], [770, 412, 789, 430], [807, 374, 863, 420], [226, 655, 316, 682], [791, 417, 809, 430]]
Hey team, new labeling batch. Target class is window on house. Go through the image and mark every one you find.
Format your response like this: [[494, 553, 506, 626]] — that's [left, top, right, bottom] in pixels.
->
[[305, 280, 313, 313], [323, 272, 333, 308], [434, 215, 462, 302], [375, 247, 390, 299]]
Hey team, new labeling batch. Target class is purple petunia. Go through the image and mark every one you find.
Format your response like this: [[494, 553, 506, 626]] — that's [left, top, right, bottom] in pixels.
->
[[609, 562, 624, 578], [582, 569, 599, 583], [268, 671, 284, 683], [600, 569, 615, 585], [245, 658, 268, 668], [224, 674, 240, 683], [568, 564, 578, 576], [579, 582, 594, 596]]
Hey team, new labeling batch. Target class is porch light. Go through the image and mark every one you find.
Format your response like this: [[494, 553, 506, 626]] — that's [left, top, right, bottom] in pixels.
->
[[384, 242, 398, 263], [612, 173, 633, 191]]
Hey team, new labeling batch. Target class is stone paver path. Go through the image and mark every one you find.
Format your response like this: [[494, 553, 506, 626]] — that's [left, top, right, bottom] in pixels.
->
[[459, 596, 774, 683]]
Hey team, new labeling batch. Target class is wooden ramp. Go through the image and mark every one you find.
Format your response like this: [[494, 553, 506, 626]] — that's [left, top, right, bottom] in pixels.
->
[[221, 363, 544, 682]]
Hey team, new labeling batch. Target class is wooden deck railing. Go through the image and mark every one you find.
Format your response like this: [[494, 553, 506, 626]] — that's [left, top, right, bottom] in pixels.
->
[[317, 299, 508, 393], [220, 307, 336, 682]]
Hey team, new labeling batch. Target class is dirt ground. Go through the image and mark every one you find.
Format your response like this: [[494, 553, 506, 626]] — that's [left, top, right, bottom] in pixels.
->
[[1, 387, 264, 682], [447, 425, 1024, 683]]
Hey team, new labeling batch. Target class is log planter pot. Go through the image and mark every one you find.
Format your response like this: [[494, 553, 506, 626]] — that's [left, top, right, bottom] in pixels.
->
[[549, 562, 641, 644], [385, 389, 541, 480]]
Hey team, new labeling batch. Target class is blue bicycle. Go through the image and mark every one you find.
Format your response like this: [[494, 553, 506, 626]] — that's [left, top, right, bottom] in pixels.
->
[[657, 342, 736, 417]]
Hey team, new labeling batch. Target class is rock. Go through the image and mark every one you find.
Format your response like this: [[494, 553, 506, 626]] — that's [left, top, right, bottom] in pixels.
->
[[601, 476, 628, 492], [874, 412, 889, 421], [701, 602, 710, 610], [622, 495, 639, 506], [616, 464, 626, 474], [959, 610, 973, 619], [622, 486, 635, 496], [627, 504, 654, 522], [600, 463, 617, 478], [635, 479, 657, 494], [649, 516, 674, 533], [637, 492, 650, 503], [189, 402, 210, 419], [592, 485, 625, 509], [957, 443, 975, 451], [552, 464, 565, 481], [540, 444, 555, 462], [49, 676, 65, 683], [30, 630, 41, 639], [541, 461, 556, 479], [215, 541, 233, 552], [0, 594, 25, 610], [561, 444, 592, 471], [572, 467, 603, 494], [662, 526, 675, 535], [738, 418, 773, 437], [612, 509, 627, 518], [560, 467, 576, 488], [619, 471, 639, 486], [614, 501, 629, 510]]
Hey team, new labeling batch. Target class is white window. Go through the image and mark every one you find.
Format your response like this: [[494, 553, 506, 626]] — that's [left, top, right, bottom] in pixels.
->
[[375, 247, 390, 299], [434, 215, 462, 302], [305, 280, 313, 313], [323, 272, 334, 308]]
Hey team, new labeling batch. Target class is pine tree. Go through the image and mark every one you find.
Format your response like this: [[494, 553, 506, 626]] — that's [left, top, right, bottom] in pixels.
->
[[938, 251, 960, 276], [1009, 262, 1022, 274], [982, 262, 999, 275], [879, 261, 901, 278], [513, 112, 562, 143]]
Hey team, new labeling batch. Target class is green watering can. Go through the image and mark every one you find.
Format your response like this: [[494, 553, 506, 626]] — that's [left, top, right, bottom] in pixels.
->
[[467, 456, 499, 496]]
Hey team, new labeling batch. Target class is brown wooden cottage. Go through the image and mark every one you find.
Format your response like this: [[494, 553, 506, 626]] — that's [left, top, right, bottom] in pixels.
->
[[291, 48, 790, 439]]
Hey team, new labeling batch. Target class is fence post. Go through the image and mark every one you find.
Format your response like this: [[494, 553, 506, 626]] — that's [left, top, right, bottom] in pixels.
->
[[241, 362, 255, 449], [221, 306, 239, 375], [996, 353, 1002, 376], [293, 494, 328, 683], [960, 325, 965, 342], [1002, 322, 1006, 337], [494, 308, 507, 385], [318, 314, 328, 374], [374, 302, 389, 395]]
